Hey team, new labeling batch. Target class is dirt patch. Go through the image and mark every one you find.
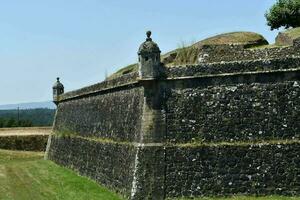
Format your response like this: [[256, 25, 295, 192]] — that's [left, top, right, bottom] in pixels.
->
[[0, 127, 52, 137]]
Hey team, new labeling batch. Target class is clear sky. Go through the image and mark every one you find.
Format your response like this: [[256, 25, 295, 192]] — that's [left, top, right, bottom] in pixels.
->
[[0, 0, 279, 105]]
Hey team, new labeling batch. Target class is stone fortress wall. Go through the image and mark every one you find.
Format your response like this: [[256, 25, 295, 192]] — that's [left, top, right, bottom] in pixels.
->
[[47, 31, 300, 199]]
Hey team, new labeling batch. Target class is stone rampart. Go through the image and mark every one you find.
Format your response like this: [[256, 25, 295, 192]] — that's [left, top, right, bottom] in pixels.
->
[[47, 54, 300, 199], [166, 142, 300, 197], [198, 43, 300, 64]]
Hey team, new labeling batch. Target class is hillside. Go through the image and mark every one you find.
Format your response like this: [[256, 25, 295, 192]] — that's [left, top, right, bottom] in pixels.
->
[[276, 27, 300, 46]]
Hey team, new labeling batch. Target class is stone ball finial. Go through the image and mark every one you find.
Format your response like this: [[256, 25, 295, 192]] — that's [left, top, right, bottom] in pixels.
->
[[146, 31, 152, 41], [138, 31, 160, 55], [53, 77, 64, 89]]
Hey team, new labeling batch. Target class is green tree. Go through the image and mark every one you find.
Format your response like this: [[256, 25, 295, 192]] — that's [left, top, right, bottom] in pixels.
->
[[18, 119, 33, 127], [6, 118, 16, 127], [0, 118, 4, 128], [265, 0, 300, 30]]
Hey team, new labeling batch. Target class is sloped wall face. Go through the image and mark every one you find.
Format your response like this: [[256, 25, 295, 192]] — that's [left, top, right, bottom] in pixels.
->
[[48, 57, 300, 199], [165, 143, 300, 198], [48, 85, 145, 198], [48, 136, 136, 197], [166, 81, 300, 143], [163, 63, 300, 198], [54, 87, 144, 141]]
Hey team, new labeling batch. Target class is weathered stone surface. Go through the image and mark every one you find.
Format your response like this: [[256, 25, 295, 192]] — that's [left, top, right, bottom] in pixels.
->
[[276, 28, 300, 46], [165, 142, 300, 198], [165, 81, 300, 143], [294, 38, 300, 49], [54, 87, 144, 142], [276, 32, 295, 46], [130, 145, 165, 200], [166, 57, 300, 78], [48, 136, 136, 198], [61, 72, 139, 101], [198, 45, 300, 64]]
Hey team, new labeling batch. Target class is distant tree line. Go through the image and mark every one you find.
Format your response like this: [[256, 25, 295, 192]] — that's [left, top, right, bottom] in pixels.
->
[[0, 118, 33, 128], [0, 108, 55, 128]]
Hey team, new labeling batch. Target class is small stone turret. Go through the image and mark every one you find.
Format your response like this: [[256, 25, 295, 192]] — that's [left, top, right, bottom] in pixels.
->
[[138, 31, 161, 79], [53, 77, 64, 105]]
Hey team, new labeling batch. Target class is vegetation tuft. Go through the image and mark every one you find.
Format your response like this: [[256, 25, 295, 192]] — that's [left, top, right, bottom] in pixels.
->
[[55, 129, 77, 137], [107, 32, 269, 78], [281, 27, 300, 39]]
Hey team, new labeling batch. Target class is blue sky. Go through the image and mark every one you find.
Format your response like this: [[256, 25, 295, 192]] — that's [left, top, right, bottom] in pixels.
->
[[0, 0, 279, 105]]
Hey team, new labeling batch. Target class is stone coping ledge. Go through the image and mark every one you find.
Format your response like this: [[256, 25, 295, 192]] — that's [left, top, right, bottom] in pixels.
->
[[60, 67, 299, 102], [59, 57, 300, 102], [52, 135, 300, 148], [166, 67, 300, 81], [60, 72, 139, 101], [167, 56, 300, 77]]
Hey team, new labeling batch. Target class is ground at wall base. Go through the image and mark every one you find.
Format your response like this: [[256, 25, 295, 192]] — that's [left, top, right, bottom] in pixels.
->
[[1, 148, 300, 200], [0, 149, 122, 200]]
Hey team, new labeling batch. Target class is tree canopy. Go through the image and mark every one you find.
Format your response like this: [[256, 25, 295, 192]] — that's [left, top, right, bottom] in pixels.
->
[[0, 108, 55, 128], [265, 0, 300, 30]]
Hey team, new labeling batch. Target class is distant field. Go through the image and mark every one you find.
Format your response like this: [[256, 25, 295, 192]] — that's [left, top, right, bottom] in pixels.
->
[[0, 127, 52, 136], [0, 149, 299, 200]]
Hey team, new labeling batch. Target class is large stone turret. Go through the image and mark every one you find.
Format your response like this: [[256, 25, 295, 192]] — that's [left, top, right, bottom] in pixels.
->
[[52, 77, 64, 105], [138, 31, 161, 79]]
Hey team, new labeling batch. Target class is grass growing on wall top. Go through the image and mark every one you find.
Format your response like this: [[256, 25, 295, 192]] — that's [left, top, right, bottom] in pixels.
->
[[107, 31, 269, 78], [282, 27, 300, 39], [0, 149, 123, 200], [55, 128, 77, 137]]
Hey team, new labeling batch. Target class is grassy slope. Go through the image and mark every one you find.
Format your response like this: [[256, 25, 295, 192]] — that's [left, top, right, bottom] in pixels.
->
[[192, 32, 267, 47], [0, 149, 299, 200], [283, 27, 300, 39], [0, 149, 122, 200], [108, 32, 268, 79]]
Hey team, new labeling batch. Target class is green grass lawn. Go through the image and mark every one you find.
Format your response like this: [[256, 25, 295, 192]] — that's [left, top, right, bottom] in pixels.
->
[[0, 149, 299, 200], [0, 149, 123, 200]]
